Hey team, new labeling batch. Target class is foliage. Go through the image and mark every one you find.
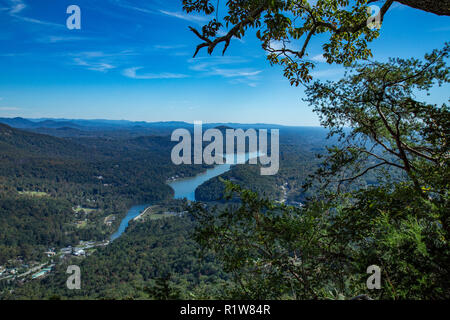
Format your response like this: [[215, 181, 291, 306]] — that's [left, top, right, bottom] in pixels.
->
[[0, 123, 206, 263], [183, 0, 450, 87], [304, 43, 449, 194], [3, 216, 230, 300], [183, 0, 389, 85], [188, 46, 450, 299]]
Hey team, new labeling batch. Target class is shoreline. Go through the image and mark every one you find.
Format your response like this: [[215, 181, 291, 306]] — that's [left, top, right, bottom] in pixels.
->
[[132, 205, 154, 221]]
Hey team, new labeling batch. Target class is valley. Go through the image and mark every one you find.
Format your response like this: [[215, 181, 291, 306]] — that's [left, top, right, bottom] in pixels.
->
[[0, 118, 333, 299]]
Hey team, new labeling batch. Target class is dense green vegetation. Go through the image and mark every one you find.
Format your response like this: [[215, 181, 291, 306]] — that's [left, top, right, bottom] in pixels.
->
[[0, 123, 207, 263], [0, 195, 75, 264], [0, 120, 337, 299], [196, 164, 281, 202], [2, 216, 231, 300], [189, 46, 450, 299], [1, 0, 448, 298]]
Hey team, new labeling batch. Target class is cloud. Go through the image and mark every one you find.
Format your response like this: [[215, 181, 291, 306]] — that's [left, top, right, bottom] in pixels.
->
[[229, 78, 258, 87], [159, 10, 208, 24], [108, 1, 155, 15], [13, 15, 62, 27], [311, 54, 327, 63], [9, 0, 25, 14], [75, 50, 137, 58], [310, 68, 345, 78], [268, 40, 300, 53], [4, 0, 63, 27], [37, 36, 89, 43], [188, 56, 249, 71], [209, 68, 262, 78], [74, 58, 116, 72], [70, 50, 138, 72], [217, 29, 245, 43], [154, 44, 187, 50], [122, 67, 189, 79], [188, 56, 262, 86]]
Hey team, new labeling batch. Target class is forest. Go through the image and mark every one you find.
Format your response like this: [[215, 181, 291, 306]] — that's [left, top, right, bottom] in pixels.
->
[[0, 0, 448, 301]]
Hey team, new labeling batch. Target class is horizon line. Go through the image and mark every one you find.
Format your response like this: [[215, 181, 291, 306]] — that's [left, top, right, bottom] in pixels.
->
[[0, 116, 325, 129]]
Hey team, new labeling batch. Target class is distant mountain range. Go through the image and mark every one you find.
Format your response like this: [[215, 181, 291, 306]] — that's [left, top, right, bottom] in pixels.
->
[[0, 117, 320, 129], [0, 117, 330, 141], [0, 117, 190, 130]]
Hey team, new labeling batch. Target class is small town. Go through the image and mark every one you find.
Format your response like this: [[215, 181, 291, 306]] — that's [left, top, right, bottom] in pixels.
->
[[0, 239, 110, 284]]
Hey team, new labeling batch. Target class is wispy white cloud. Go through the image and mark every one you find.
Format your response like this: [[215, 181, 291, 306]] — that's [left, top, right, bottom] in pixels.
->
[[37, 36, 89, 43], [74, 58, 116, 72], [9, 0, 25, 14], [268, 40, 300, 53], [188, 56, 262, 86], [188, 56, 249, 71], [217, 29, 245, 43], [159, 10, 208, 24], [74, 50, 137, 58], [310, 68, 345, 78], [4, 0, 63, 27], [171, 51, 191, 57], [229, 78, 258, 88], [153, 44, 190, 57], [14, 15, 62, 27], [107, 1, 155, 15], [311, 54, 327, 63], [70, 50, 139, 72], [154, 44, 187, 50], [122, 67, 189, 79], [209, 68, 262, 78]]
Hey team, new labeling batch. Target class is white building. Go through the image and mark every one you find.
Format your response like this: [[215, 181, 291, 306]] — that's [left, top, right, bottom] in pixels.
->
[[73, 249, 85, 256]]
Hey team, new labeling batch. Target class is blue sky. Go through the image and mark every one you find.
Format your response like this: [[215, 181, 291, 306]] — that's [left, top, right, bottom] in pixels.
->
[[0, 0, 448, 126]]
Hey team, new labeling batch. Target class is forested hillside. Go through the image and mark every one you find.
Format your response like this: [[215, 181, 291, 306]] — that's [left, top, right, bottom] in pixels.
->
[[0, 123, 207, 264], [0, 120, 337, 299], [3, 216, 230, 300]]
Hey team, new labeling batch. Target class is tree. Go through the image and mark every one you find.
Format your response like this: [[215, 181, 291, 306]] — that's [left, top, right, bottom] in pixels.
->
[[189, 45, 449, 299], [144, 274, 182, 300], [183, 0, 450, 85], [304, 43, 449, 195]]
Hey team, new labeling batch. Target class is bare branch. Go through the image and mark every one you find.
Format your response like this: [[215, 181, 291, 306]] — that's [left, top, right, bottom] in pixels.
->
[[189, 6, 265, 58]]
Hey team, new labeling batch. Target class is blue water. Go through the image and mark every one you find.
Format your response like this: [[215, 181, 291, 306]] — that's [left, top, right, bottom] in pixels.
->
[[168, 152, 260, 201], [110, 204, 149, 241], [111, 152, 259, 240], [167, 164, 232, 201]]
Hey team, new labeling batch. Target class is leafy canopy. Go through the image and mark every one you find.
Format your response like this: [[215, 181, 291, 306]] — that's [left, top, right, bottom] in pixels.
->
[[183, 0, 449, 85], [189, 45, 450, 299]]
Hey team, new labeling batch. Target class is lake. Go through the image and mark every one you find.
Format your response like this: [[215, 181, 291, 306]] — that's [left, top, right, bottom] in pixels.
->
[[167, 152, 260, 201], [110, 204, 149, 241], [111, 152, 259, 240]]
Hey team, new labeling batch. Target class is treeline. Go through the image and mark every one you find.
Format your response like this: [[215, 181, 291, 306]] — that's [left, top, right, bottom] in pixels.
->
[[4, 216, 231, 300]]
